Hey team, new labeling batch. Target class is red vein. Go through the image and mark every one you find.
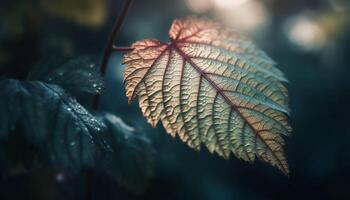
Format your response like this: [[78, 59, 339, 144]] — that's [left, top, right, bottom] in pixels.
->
[[173, 28, 203, 43], [171, 42, 288, 174], [127, 46, 169, 101], [161, 48, 178, 133]]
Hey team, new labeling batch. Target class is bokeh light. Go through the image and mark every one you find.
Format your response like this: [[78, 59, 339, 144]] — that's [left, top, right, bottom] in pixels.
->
[[185, 0, 212, 13], [214, 0, 270, 32], [211, 0, 249, 8], [284, 10, 349, 53], [284, 15, 326, 52], [185, 0, 270, 32], [55, 172, 66, 183]]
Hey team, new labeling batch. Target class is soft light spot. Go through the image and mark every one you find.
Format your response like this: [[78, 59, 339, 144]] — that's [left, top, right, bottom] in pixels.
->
[[185, 0, 212, 13], [284, 15, 326, 52], [212, 0, 249, 8], [213, 0, 270, 32], [55, 172, 66, 183]]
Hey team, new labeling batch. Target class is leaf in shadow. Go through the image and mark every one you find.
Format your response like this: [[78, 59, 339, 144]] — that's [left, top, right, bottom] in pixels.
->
[[0, 79, 109, 174], [96, 112, 155, 194], [0, 79, 22, 138], [0, 131, 39, 175], [28, 56, 104, 96]]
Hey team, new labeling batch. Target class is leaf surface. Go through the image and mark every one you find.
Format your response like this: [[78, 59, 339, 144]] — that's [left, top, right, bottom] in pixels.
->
[[123, 18, 291, 174], [28, 56, 104, 96], [96, 112, 155, 193], [0, 79, 108, 173]]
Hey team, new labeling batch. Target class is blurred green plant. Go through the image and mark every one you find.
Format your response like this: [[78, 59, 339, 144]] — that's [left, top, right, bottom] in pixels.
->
[[97, 112, 155, 193], [0, 0, 107, 36], [39, 0, 107, 28], [0, 56, 155, 194]]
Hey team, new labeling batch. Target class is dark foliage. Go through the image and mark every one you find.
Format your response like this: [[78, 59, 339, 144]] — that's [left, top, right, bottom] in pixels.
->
[[0, 56, 155, 194]]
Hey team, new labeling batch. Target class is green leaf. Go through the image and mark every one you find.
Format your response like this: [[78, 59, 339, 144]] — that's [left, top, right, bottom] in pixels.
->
[[28, 56, 104, 96], [0, 79, 21, 139], [0, 132, 39, 175], [0, 79, 108, 173], [96, 112, 155, 194]]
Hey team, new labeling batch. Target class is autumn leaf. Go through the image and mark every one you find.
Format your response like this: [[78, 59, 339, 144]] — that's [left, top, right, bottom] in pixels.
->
[[122, 18, 291, 175]]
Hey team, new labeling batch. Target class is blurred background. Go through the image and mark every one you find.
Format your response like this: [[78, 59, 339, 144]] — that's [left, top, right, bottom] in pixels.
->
[[0, 0, 350, 199]]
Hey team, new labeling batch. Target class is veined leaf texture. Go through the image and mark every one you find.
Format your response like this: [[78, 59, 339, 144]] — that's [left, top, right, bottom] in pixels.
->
[[123, 18, 291, 175], [0, 79, 108, 172]]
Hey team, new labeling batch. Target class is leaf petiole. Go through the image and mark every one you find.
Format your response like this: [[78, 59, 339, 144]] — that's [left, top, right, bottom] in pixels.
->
[[92, 0, 134, 110], [111, 46, 134, 53]]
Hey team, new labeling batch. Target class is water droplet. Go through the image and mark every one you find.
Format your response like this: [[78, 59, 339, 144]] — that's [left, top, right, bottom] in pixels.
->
[[93, 83, 97, 87], [55, 172, 66, 183], [70, 141, 76, 146]]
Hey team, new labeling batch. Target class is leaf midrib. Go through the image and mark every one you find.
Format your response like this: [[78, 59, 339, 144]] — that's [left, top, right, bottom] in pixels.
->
[[170, 41, 288, 174]]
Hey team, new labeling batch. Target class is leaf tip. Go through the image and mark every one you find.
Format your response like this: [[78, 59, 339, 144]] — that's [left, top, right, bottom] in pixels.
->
[[278, 162, 290, 177]]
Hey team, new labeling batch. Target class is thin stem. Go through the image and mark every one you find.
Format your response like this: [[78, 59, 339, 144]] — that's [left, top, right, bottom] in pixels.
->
[[92, 0, 134, 110], [112, 46, 134, 52], [100, 0, 134, 75], [87, 1, 133, 199]]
